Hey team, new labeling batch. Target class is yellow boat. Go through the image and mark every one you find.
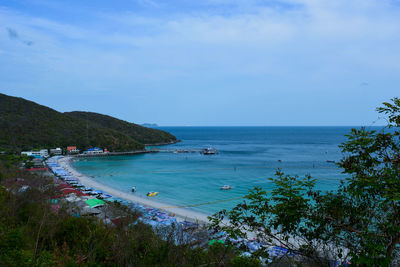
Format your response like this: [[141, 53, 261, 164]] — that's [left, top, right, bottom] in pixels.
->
[[147, 191, 158, 197]]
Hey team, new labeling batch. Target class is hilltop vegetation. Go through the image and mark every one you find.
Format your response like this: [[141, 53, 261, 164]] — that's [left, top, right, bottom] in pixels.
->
[[0, 93, 176, 152], [66, 111, 176, 145]]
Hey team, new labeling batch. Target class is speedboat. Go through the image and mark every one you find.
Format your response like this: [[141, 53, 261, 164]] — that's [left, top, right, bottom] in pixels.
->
[[201, 147, 218, 155], [147, 191, 159, 197], [220, 185, 231, 190]]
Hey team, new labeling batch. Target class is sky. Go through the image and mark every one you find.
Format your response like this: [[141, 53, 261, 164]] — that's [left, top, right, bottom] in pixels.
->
[[1, 0, 400, 126]]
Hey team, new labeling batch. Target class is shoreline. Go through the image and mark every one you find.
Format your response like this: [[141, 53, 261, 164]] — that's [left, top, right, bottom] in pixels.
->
[[57, 156, 211, 224]]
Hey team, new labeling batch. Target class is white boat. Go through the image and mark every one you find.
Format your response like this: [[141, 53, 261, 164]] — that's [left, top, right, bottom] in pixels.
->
[[220, 185, 231, 190], [201, 147, 218, 155]]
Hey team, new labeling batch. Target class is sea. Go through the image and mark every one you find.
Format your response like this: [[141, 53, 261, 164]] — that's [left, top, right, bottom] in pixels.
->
[[71, 126, 371, 216]]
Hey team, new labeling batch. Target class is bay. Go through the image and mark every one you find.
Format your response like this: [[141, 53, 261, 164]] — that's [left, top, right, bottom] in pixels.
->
[[72, 126, 371, 215]]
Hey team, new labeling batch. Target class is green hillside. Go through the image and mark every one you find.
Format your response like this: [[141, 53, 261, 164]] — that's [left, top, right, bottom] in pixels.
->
[[0, 93, 176, 152], [65, 111, 177, 145]]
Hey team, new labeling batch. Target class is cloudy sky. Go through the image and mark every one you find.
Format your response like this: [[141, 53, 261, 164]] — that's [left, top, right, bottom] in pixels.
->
[[1, 0, 399, 126]]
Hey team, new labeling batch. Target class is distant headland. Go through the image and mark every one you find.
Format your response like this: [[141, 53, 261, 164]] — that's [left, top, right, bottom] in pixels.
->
[[141, 123, 159, 128]]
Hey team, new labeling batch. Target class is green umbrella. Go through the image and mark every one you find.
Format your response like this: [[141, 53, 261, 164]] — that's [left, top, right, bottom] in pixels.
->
[[85, 198, 105, 208]]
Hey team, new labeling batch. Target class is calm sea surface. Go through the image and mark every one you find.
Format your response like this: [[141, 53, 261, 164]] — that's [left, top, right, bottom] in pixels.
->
[[72, 126, 370, 215]]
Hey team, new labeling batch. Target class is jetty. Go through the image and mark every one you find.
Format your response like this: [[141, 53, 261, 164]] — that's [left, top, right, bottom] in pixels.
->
[[74, 150, 158, 158], [74, 148, 218, 157]]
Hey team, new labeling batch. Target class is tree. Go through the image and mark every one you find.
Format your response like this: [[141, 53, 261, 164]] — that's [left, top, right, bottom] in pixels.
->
[[209, 98, 400, 266]]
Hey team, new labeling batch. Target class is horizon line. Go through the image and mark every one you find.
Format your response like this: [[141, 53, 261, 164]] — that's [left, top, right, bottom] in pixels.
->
[[152, 125, 386, 127]]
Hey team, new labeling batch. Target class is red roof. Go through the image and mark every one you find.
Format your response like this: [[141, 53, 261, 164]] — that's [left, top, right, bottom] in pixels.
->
[[67, 146, 77, 151], [27, 167, 48, 171], [58, 184, 74, 190], [60, 188, 87, 196]]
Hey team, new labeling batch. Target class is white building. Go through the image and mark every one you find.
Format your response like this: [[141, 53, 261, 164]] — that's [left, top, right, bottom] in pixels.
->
[[84, 147, 104, 154], [21, 149, 49, 158], [50, 148, 62, 155]]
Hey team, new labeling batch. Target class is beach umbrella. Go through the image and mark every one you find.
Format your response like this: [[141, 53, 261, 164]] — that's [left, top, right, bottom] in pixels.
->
[[85, 198, 105, 208]]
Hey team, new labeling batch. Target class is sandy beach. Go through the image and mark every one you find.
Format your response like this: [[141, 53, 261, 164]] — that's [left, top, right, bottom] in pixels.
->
[[58, 156, 212, 224]]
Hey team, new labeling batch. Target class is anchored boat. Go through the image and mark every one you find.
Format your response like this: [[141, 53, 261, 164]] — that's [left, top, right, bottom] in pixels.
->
[[220, 185, 232, 190], [200, 147, 218, 155]]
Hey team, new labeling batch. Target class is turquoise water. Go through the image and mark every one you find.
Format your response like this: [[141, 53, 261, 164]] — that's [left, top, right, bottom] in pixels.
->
[[72, 126, 369, 215]]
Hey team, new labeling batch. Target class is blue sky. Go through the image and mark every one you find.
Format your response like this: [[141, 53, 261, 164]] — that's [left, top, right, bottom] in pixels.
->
[[1, 0, 400, 126]]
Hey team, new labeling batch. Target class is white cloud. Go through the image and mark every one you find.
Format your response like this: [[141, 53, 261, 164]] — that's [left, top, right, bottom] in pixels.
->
[[0, 0, 400, 123]]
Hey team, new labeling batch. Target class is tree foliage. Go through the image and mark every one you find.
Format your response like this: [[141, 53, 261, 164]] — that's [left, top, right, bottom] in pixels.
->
[[66, 111, 176, 145], [210, 98, 400, 266], [0, 93, 176, 152]]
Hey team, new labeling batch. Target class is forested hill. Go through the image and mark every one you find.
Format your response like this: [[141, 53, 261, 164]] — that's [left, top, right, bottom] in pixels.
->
[[0, 93, 176, 152], [65, 111, 176, 145]]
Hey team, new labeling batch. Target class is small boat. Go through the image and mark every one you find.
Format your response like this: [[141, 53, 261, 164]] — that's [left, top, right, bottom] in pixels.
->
[[220, 185, 231, 190], [326, 160, 335, 163], [147, 191, 159, 197], [131, 186, 136, 193], [201, 147, 218, 155]]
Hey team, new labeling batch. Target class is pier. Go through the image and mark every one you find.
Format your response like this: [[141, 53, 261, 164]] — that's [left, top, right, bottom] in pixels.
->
[[74, 150, 158, 158], [74, 148, 217, 158]]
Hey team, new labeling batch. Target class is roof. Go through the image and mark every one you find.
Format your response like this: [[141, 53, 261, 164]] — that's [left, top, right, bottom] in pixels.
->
[[85, 198, 105, 208], [87, 147, 102, 151], [61, 188, 87, 196]]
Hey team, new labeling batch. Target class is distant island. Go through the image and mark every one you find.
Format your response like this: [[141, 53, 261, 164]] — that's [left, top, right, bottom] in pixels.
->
[[141, 123, 159, 128], [0, 93, 177, 153]]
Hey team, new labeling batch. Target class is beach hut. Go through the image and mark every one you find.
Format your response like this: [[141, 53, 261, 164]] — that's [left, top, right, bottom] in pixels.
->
[[85, 198, 105, 208]]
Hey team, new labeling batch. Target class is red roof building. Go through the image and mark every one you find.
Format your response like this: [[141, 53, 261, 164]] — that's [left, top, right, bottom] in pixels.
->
[[67, 146, 80, 154]]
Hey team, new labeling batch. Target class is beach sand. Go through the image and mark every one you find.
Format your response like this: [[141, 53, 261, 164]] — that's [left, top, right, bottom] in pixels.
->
[[57, 156, 212, 224]]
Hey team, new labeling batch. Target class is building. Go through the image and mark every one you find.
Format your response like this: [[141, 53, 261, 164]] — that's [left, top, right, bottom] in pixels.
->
[[84, 147, 104, 154], [21, 149, 49, 158], [67, 146, 80, 154], [50, 148, 62, 155]]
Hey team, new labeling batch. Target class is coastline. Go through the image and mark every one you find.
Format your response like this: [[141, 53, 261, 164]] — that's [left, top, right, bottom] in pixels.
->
[[58, 156, 211, 224]]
